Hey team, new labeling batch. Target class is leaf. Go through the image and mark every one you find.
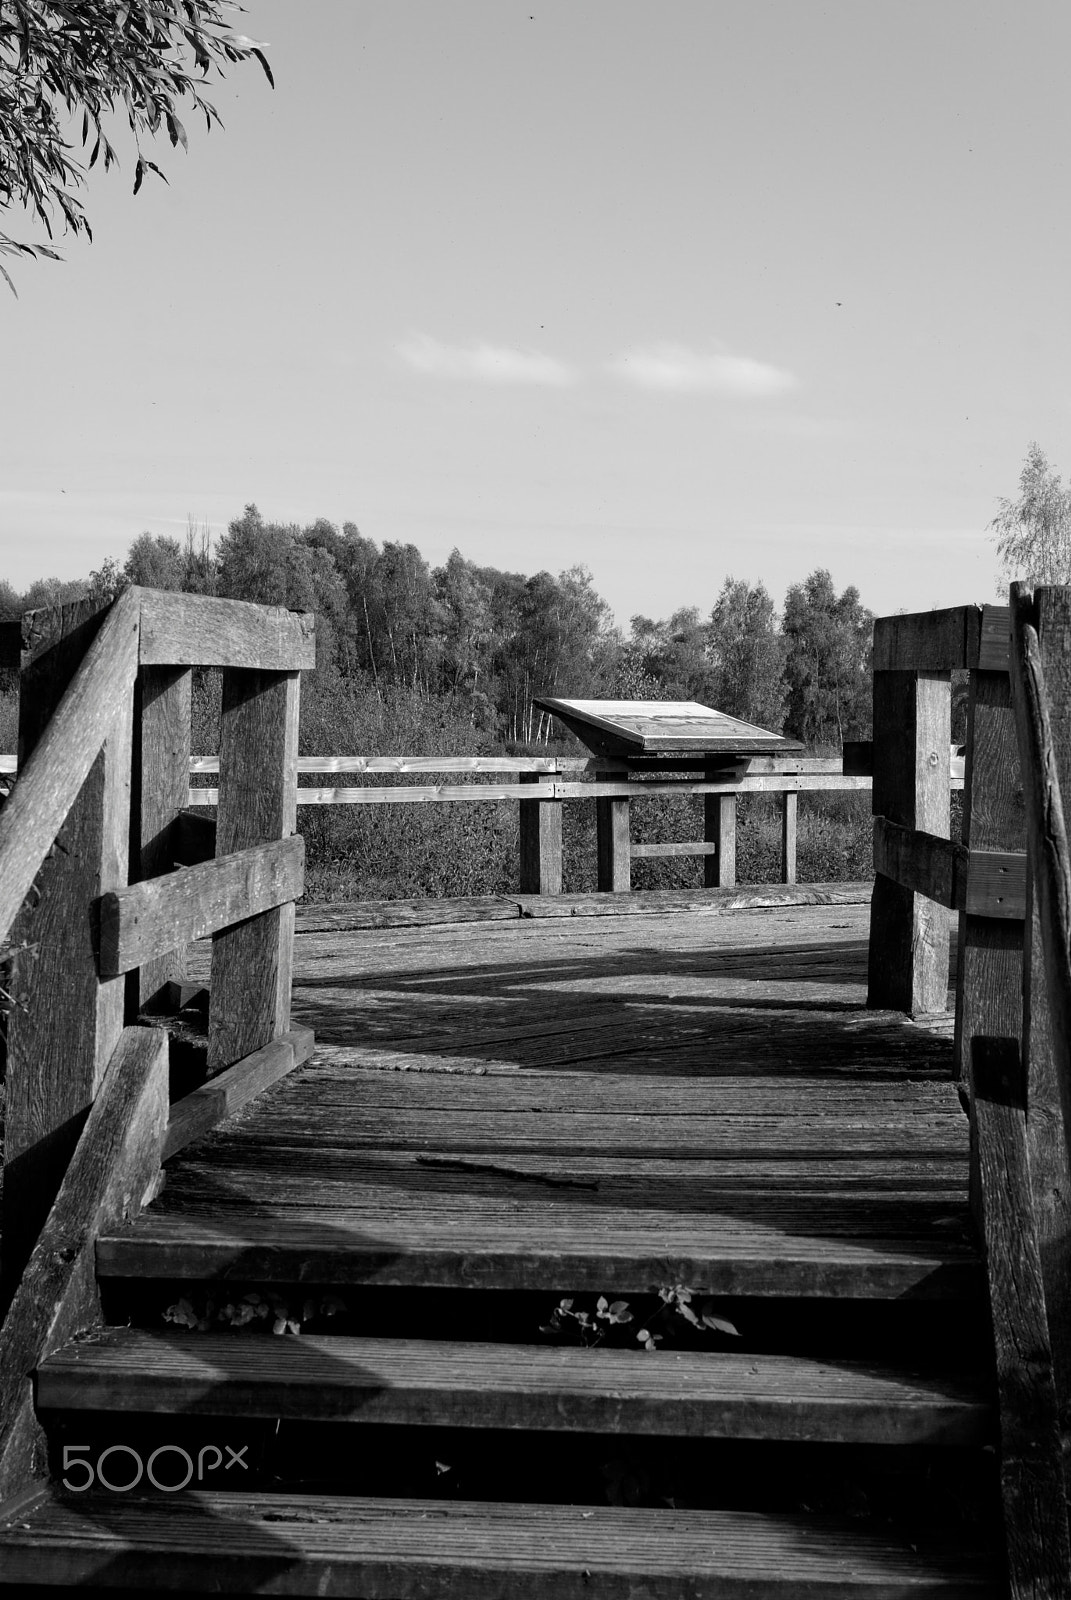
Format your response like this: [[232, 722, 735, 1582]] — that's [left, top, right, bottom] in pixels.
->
[[0, 262, 17, 299], [166, 111, 188, 151], [252, 46, 274, 88], [702, 1315, 741, 1337], [133, 156, 144, 195]]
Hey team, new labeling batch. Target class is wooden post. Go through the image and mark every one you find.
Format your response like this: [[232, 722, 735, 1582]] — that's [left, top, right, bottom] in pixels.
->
[[208, 669, 299, 1075], [1, 599, 136, 1303], [596, 775, 630, 893], [953, 665, 1024, 1083], [1021, 585, 1071, 1431], [704, 769, 737, 889], [518, 771, 562, 894], [867, 670, 952, 1014], [781, 791, 798, 884], [132, 665, 192, 1010]]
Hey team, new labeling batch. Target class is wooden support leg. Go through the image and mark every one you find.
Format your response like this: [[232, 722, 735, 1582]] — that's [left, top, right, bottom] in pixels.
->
[[781, 791, 798, 885], [867, 670, 952, 1015], [1, 600, 134, 1304], [519, 773, 562, 894], [596, 794, 630, 892], [133, 665, 192, 1010], [704, 791, 736, 889], [208, 669, 299, 1076]]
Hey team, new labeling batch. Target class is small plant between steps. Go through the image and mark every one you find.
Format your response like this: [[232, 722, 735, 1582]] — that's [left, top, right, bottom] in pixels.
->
[[163, 1291, 347, 1336], [540, 1285, 741, 1351]]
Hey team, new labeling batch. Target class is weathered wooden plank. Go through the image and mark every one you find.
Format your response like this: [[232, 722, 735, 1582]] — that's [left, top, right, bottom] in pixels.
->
[[954, 667, 1025, 1085], [782, 791, 798, 884], [132, 664, 192, 1008], [0, 1491, 999, 1597], [96, 1208, 979, 1297], [100, 836, 304, 976], [188, 753, 852, 777], [976, 604, 1012, 672], [705, 786, 737, 889], [1010, 583, 1071, 1434], [872, 818, 964, 910], [964, 849, 1027, 920], [631, 840, 718, 858], [518, 771, 562, 894], [39, 1328, 990, 1447], [0, 588, 139, 944], [1, 593, 138, 1298], [872, 606, 980, 673], [136, 588, 315, 670], [164, 1025, 316, 1161], [201, 773, 877, 807], [868, 670, 952, 1014], [970, 1036, 1071, 1600], [208, 669, 299, 1075], [0, 1026, 168, 1502], [596, 791, 630, 892]]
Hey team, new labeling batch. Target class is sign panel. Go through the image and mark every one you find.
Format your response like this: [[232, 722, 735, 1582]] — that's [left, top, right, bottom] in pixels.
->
[[533, 698, 802, 759]]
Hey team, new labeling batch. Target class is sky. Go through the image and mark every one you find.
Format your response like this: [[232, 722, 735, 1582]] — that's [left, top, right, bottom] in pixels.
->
[[3, 0, 1070, 627]]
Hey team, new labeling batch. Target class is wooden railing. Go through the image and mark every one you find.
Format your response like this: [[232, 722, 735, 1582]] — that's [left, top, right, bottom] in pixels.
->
[[0, 587, 315, 1501], [868, 592, 1071, 1594]]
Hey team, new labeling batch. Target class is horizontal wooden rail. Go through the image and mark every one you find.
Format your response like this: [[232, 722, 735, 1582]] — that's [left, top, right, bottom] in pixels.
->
[[163, 1025, 315, 1162], [0, 589, 140, 944], [186, 774, 876, 807], [136, 589, 315, 671], [872, 603, 1010, 673], [98, 836, 305, 976], [874, 818, 1026, 919], [631, 841, 718, 859], [185, 753, 857, 778]]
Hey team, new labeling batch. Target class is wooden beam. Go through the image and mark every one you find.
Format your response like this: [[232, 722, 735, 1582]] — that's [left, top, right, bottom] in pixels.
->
[[208, 670, 300, 1075], [970, 1036, 1071, 1600], [704, 785, 736, 889], [781, 792, 798, 884], [868, 671, 952, 1015], [977, 605, 1012, 672], [1, 593, 138, 1300], [873, 819, 1025, 919], [872, 607, 980, 672], [596, 792, 630, 892], [132, 665, 192, 1009], [163, 1026, 315, 1160], [99, 835, 305, 976], [631, 841, 719, 858], [136, 589, 315, 671], [1010, 583, 1071, 1438], [518, 772, 562, 895], [0, 1026, 168, 1502]]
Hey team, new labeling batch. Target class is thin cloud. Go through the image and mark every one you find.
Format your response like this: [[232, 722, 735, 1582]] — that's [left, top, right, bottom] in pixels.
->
[[398, 332, 577, 387], [610, 341, 798, 397]]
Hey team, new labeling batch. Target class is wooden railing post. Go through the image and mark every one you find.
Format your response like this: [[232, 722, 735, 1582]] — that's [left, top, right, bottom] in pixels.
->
[[781, 792, 798, 884], [1019, 584, 1071, 1425], [207, 668, 300, 1075], [519, 771, 562, 894], [1, 597, 137, 1302], [953, 660, 1024, 1082], [596, 775, 630, 892], [132, 664, 192, 1009], [704, 779, 737, 889], [867, 669, 952, 1014]]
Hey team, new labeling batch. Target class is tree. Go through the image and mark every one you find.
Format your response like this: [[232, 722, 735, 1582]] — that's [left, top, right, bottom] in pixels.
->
[[707, 577, 787, 731], [0, 1, 272, 290], [782, 569, 872, 747], [991, 443, 1071, 588], [123, 531, 184, 589]]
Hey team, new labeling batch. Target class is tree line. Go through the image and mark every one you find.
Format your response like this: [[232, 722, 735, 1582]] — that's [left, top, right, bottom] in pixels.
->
[[0, 506, 874, 748]]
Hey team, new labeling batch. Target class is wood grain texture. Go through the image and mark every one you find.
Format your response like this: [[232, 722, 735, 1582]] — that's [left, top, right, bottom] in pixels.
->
[[868, 671, 952, 1015], [38, 1328, 990, 1446], [163, 1025, 315, 1161], [782, 791, 798, 884], [872, 607, 980, 673], [100, 835, 304, 975], [705, 788, 737, 889], [596, 792, 630, 892], [1010, 584, 1071, 1435], [976, 606, 1012, 673], [1, 593, 137, 1298], [954, 669, 1025, 1087], [132, 665, 192, 1008], [0, 1026, 167, 1502], [208, 670, 299, 1075], [631, 840, 719, 858], [873, 819, 965, 910], [136, 588, 315, 670], [518, 771, 562, 894], [0, 1491, 999, 1597], [970, 1036, 1071, 1600]]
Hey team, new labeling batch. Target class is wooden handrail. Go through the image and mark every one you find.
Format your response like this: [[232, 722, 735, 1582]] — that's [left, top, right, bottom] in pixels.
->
[[0, 589, 140, 945], [1008, 583, 1071, 1159]]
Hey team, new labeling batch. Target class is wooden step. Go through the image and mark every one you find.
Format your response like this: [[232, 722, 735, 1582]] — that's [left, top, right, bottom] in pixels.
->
[[96, 1208, 981, 1298], [37, 1329, 992, 1447], [0, 1488, 999, 1596]]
